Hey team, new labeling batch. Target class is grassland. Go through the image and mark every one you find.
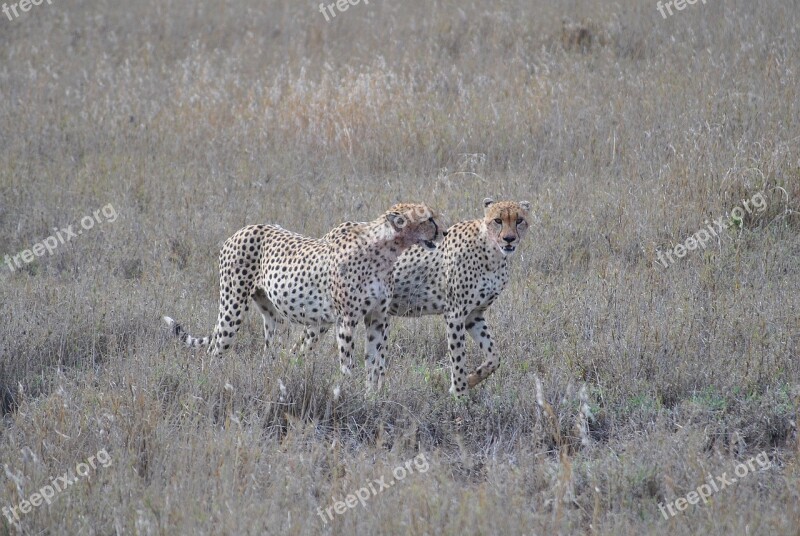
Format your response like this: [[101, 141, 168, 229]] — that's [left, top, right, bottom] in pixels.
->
[[0, 0, 799, 534]]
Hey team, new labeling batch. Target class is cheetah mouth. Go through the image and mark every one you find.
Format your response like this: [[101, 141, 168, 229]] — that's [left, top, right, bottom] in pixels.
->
[[502, 245, 516, 253], [423, 240, 437, 250]]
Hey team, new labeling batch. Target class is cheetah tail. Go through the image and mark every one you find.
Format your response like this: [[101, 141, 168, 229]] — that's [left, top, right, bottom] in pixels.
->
[[162, 316, 210, 349]]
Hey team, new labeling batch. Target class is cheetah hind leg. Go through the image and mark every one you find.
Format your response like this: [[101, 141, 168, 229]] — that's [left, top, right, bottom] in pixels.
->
[[251, 288, 280, 357]]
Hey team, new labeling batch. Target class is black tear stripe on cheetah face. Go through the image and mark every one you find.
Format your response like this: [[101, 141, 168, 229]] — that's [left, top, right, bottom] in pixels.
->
[[389, 198, 531, 395], [164, 203, 444, 393]]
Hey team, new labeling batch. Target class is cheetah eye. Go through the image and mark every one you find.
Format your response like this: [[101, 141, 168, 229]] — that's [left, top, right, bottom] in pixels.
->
[[516, 217, 525, 225], [493, 218, 502, 225]]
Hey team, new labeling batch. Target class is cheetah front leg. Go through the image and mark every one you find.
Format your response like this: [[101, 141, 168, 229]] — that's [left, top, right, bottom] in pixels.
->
[[290, 325, 329, 355], [364, 307, 389, 393], [464, 310, 499, 388], [335, 317, 357, 376], [445, 311, 470, 395]]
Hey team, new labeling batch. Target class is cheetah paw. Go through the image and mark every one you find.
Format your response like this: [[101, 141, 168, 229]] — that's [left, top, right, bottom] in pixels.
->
[[467, 372, 483, 388]]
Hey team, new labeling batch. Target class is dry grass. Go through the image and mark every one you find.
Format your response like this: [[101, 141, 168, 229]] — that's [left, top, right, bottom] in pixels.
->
[[1, 0, 799, 534]]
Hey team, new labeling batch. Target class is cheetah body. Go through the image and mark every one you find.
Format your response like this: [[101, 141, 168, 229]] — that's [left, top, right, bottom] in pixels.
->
[[389, 199, 530, 394], [164, 204, 442, 391]]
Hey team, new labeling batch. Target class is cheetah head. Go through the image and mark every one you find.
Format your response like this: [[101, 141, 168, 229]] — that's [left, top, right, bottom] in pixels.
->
[[385, 203, 444, 251], [483, 198, 531, 255]]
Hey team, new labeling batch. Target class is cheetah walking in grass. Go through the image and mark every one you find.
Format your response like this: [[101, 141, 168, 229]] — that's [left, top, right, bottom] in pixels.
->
[[164, 203, 444, 391], [389, 198, 530, 394]]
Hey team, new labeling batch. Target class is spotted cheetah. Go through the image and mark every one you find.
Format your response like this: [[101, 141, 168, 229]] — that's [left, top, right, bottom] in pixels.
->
[[163, 203, 443, 391], [389, 198, 530, 394]]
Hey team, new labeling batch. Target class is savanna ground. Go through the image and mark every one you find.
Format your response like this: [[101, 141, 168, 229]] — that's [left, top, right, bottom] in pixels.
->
[[1, 0, 799, 534]]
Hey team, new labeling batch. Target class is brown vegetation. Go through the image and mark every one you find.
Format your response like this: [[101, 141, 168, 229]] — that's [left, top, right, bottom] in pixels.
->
[[0, 0, 798, 534]]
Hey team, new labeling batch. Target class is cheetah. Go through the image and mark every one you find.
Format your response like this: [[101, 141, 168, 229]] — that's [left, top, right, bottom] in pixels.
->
[[389, 198, 530, 394], [163, 203, 444, 391]]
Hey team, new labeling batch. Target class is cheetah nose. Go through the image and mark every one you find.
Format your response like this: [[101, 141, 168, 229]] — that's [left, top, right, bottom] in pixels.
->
[[503, 235, 516, 244]]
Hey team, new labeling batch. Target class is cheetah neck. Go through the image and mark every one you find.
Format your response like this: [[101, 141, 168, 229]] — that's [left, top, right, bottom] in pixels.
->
[[348, 219, 406, 266]]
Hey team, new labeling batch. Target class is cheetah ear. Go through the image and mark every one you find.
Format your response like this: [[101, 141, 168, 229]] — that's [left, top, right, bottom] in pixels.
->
[[520, 201, 531, 211], [483, 197, 496, 216], [385, 212, 407, 230]]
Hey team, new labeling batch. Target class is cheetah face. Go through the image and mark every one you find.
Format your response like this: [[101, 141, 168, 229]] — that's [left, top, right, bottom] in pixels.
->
[[385, 203, 444, 250], [483, 198, 531, 255]]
